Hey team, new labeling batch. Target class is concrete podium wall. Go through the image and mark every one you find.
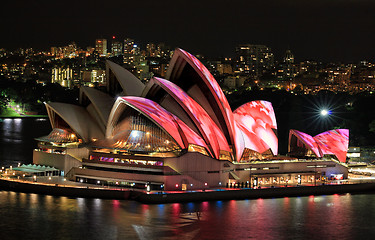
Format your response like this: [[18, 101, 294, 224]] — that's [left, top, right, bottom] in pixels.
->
[[33, 150, 82, 174]]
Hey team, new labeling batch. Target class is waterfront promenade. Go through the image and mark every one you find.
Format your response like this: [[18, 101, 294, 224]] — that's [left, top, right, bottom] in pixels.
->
[[1, 175, 375, 204]]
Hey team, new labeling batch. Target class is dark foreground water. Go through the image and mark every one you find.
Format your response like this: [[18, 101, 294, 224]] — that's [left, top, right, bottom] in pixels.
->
[[0, 118, 51, 167], [1, 192, 375, 239], [1, 119, 375, 239]]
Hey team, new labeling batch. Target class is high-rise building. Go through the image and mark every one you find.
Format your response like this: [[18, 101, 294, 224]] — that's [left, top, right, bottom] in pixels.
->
[[95, 39, 107, 56], [111, 36, 123, 56], [156, 43, 170, 58], [284, 49, 294, 64], [282, 49, 296, 81], [235, 44, 274, 77], [111, 41, 123, 56], [146, 43, 155, 57], [123, 38, 140, 67], [123, 38, 135, 55]]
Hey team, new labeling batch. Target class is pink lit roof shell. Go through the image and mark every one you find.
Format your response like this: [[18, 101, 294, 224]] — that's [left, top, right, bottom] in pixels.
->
[[119, 96, 209, 154], [289, 130, 322, 157], [172, 116, 210, 153], [314, 129, 349, 162], [152, 77, 230, 159], [172, 49, 242, 160], [234, 101, 278, 155]]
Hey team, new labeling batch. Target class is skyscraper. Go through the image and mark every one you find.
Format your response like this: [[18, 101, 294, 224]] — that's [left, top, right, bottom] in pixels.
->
[[284, 49, 294, 64], [111, 36, 123, 56], [282, 49, 295, 81], [123, 38, 140, 67], [95, 39, 107, 56], [146, 43, 156, 57], [235, 44, 274, 77]]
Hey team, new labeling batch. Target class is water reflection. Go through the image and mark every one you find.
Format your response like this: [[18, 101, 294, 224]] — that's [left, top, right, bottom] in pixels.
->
[[1, 192, 375, 239], [0, 118, 51, 167], [2, 119, 22, 143]]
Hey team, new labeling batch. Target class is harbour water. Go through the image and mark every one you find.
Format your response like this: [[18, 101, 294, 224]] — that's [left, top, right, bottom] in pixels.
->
[[1, 191, 375, 239], [0, 118, 50, 167], [1, 118, 375, 239]]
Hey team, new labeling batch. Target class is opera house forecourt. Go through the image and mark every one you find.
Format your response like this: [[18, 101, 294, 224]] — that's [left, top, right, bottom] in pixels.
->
[[32, 48, 349, 191]]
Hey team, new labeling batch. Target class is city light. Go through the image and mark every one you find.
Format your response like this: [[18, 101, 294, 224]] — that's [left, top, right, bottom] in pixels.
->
[[320, 109, 330, 116]]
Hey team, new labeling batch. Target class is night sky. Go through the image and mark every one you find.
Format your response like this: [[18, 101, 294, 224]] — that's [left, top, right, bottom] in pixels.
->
[[1, 0, 375, 62]]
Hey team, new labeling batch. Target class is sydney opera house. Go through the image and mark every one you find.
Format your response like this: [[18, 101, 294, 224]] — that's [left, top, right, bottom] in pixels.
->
[[33, 49, 349, 191]]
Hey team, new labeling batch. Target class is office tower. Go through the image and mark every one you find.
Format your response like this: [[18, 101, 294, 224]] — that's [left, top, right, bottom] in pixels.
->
[[111, 36, 123, 56], [123, 38, 140, 67], [235, 44, 274, 77], [282, 49, 295, 81], [95, 39, 107, 56], [146, 43, 156, 57]]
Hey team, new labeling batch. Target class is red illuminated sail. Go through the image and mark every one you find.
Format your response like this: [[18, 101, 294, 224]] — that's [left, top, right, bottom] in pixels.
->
[[314, 129, 349, 162], [152, 77, 230, 159], [234, 101, 278, 155]]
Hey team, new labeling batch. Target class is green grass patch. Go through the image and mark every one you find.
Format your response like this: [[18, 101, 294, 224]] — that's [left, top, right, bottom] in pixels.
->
[[0, 106, 22, 117]]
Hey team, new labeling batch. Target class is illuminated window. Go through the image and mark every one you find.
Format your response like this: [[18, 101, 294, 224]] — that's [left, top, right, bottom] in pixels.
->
[[188, 144, 209, 156]]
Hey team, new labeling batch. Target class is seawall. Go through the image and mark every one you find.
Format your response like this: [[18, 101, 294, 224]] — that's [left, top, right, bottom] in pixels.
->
[[0, 178, 131, 200], [1, 178, 375, 204], [134, 183, 375, 204]]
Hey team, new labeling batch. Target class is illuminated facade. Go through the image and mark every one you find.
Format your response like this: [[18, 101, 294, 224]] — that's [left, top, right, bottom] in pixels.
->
[[289, 129, 349, 163], [123, 38, 139, 67], [111, 39, 123, 57], [95, 39, 107, 56], [51, 67, 75, 88], [81, 69, 106, 86], [235, 44, 274, 76], [34, 49, 349, 191]]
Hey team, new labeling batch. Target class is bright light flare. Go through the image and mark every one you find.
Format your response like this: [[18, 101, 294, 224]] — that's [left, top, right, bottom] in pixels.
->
[[320, 109, 330, 116], [131, 130, 139, 138]]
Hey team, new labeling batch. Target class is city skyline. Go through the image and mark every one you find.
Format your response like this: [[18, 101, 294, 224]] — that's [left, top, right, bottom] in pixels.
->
[[1, 0, 374, 62]]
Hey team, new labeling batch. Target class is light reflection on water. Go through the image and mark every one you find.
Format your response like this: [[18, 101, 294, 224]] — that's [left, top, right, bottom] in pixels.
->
[[0, 118, 51, 167], [1, 192, 374, 239]]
